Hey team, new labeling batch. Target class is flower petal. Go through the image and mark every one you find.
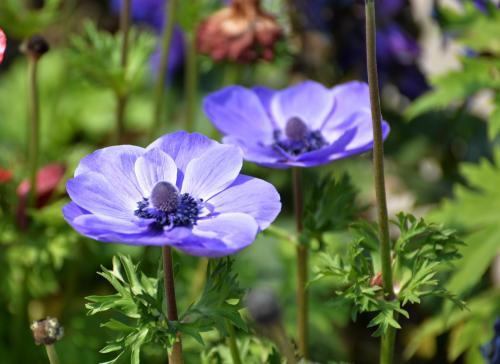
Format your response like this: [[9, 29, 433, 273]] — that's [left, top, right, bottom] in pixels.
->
[[222, 136, 287, 167], [178, 212, 259, 257], [321, 81, 371, 131], [270, 81, 334, 130], [203, 86, 275, 143], [147, 132, 217, 185], [134, 148, 177, 196], [207, 175, 281, 229], [75, 145, 145, 202], [181, 144, 243, 200], [66, 172, 136, 219]]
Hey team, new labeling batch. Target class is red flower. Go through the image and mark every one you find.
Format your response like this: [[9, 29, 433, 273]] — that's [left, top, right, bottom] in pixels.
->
[[197, 0, 281, 63], [0, 28, 6, 64], [0, 167, 12, 183], [16, 163, 66, 228]]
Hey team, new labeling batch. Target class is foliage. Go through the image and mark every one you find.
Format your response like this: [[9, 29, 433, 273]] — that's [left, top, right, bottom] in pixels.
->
[[69, 22, 155, 96], [86, 255, 246, 364], [313, 213, 465, 337], [302, 173, 360, 245], [0, 0, 62, 38]]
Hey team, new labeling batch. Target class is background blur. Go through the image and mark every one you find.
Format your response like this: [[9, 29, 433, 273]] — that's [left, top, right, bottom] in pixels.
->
[[0, 0, 499, 363]]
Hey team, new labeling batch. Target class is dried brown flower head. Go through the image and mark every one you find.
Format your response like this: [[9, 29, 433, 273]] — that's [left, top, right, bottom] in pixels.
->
[[31, 317, 64, 346], [197, 0, 281, 63]]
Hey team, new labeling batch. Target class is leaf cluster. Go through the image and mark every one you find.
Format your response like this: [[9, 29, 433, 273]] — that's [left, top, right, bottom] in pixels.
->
[[302, 173, 360, 244], [86, 255, 246, 364], [179, 258, 247, 344], [312, 213, 465, 337], [0, 0, 61, 38], [68, 22, 155, 96], [86, 255, 170, 364]]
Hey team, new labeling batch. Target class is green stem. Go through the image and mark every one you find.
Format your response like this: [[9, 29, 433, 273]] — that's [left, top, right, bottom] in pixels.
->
[[269, 324, 298, 364], [27, 56, 39, 210], [162, 246, 183, 364], [115, 0, 131, 143], [292, 168, 308, 359], [184, 33, 198, 132], [365, 1, 396, 363], [226, 321, 242, 364], [151, 0, 177, 139], [45, 345, 60, 364]]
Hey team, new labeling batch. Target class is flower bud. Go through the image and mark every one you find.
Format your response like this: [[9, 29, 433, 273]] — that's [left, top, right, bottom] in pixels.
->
[[20, 35, 50, 60], [246, 288, 282, 325], [31, 317, 64, 345]]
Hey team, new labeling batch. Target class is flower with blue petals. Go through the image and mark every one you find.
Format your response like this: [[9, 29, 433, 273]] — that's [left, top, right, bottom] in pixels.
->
[[63, 132, 281, 257], [482, 318, 500, 364], [203, 81, 390, 168]]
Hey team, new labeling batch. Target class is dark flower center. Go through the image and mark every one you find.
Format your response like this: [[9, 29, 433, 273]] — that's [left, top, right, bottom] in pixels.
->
[[134, 181, 201, 228], [273, 117, 327, 156]]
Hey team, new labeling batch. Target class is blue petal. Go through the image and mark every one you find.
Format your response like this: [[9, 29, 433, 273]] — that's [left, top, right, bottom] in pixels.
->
[[207, 174, 281, 229], [179, 212, 259, 257], [270, 81, 334, 130], [66, 172, 136, 219], [181, 144, 243, 200], [147, 131, 217, 185], [203, 86, 275, 143], [134, 148, 178, 196], [75, 145, 144, 202]]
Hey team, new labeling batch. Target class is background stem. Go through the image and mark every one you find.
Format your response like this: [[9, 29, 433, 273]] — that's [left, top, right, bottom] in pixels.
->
[[292, 168, 308, 358], [162, 246, 183, 364], [184, 33, 198, 132], [365, 0, 396, 363], [151, 0, 177, 139], [27, 56, 39, 209], [115, 0, 130, 143], [226, 320, 242, 364], [45, 345, 59, 364]]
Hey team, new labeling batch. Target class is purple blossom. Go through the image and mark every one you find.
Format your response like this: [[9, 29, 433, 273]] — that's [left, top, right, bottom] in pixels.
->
[[110, 0, 165, 31], [203, 81, 390, 168], [110, 0, 185, 75], [62, 132, 281, 257], [482, 318, 500, 364]]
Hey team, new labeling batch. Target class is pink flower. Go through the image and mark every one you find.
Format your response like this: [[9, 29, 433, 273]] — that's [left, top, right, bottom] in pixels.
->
[[0, 28, 6, 64], [16, 163, 66, 228]]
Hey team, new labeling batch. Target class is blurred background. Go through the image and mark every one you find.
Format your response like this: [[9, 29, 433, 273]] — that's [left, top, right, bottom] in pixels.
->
[[0, 0, 499, 363]]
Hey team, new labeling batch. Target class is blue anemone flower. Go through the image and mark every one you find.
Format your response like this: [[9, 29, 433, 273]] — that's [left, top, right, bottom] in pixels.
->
[[110, 0, 165, 31], [62, 132, 281, 257], [203, 80, 390, 168], [482, 318, 500, 364]]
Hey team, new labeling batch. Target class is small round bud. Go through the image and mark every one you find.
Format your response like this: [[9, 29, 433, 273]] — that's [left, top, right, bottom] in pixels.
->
[[150, 181, 180, 213], [31, 317, 64, 345], [246, 289, 281, 325], [285, 117, 309, 141], [20, 35, 50, 59]]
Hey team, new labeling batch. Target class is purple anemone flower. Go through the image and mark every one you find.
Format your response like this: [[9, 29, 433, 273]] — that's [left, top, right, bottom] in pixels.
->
[[203, 81, 390, 168], [62, 132, 281, 257], [110, 0, 165, 31]]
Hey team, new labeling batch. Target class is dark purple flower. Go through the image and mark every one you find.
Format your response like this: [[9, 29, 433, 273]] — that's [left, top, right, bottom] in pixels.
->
[[203, 81, 390, 168], [481, 318, 500, 364], [110, 0, 165, 31], [377, 24, 420, 66], [150, 26, 186, 79], [62, 132, 281, 257]]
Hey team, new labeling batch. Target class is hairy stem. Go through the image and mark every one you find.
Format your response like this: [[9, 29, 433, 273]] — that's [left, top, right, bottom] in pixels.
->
[[45, 345, 60, 364], [151, 0, 177, 139], [184, 33, 198, 132], [292, 168, 308, 358], [27, 56, 39, 210], [162, 246, 183, 364], [269, 324, 298, 364], [365, 1, 396, 363], [226, 321, 242, 364], [115, 0, 131, 143]]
